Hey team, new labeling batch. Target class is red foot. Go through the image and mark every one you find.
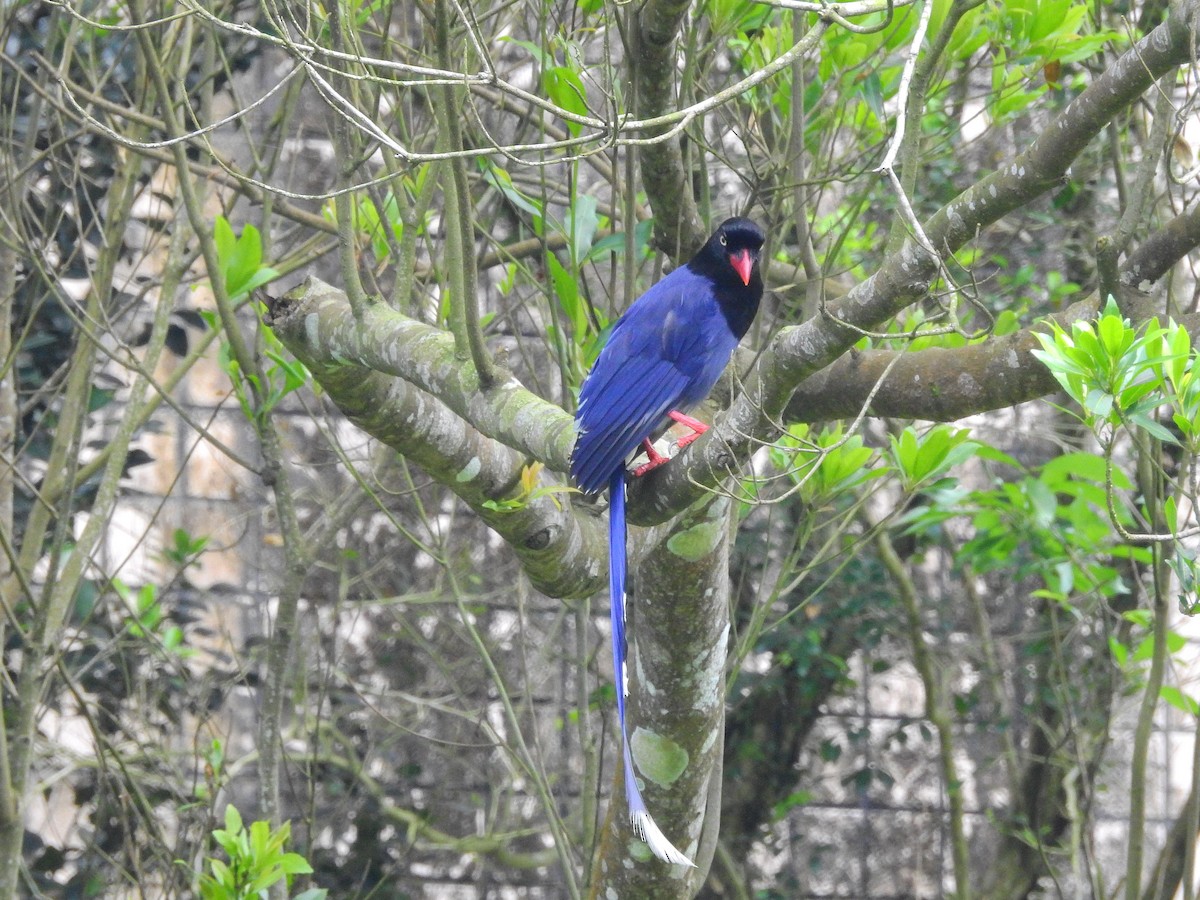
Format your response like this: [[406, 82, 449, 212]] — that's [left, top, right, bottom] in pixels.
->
[[632, 438, 671, 477], [669, 410, 709, 449], [630, 412, 712, 477]]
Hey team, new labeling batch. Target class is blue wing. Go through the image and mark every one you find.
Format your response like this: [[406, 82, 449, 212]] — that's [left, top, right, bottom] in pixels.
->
[[571, 267, 739, 493]]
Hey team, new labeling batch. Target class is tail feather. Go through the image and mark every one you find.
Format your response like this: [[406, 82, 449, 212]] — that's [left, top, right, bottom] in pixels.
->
[[608, 469, 696, 868]]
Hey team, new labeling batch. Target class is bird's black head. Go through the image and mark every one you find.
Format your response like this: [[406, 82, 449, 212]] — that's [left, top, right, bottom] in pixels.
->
[[687, 217, 765, 339], [690, 217, 765, 290]]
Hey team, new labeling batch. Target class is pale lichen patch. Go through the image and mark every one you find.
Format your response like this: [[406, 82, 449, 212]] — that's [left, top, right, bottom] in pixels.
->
[[631, 727, 689, 787], [666, 519, 723, 561], [687, 623, 729, 709], [455, 457, 482, 482], [633, 645, 658, 697], [304, 312, 320, 351]]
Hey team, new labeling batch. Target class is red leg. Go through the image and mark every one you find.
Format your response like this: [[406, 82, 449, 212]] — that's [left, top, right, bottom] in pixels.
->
[[632, 438, 671, 477], [668, 410, 709, 433], [668, 410, 709, 448]]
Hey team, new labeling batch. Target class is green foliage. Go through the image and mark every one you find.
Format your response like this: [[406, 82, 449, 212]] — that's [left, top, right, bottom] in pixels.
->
[[547, 254, 589, 340], [889, 425, 980, 491], [213, 313, 310, 424], [211, 221, 304, 424], [327, 167, 432, 266], [542, 65, 589, 136], [958, 0, 1120, 120], [354, 192, 403, 262], [478, 156, 653, 380], [114, 579, 162, 638], [113, 578, 193, 656], [554, 210, 653, 382], [1111, 610, 1200, 713], [161, 528, 210, 569], [502, 36, 592, 135], [766, 423, 881, 504], [195, 806, 324, 900], [1033, 301, 1200, 453], [479, 159, 543, 221], [194, 740, 227, 801], [704, 0, 774, 39], [902, 447, 1140, 607], [1032, 305, 1200, 615], [213, 217, 279, 301], [1032, 299, 1173, 438]]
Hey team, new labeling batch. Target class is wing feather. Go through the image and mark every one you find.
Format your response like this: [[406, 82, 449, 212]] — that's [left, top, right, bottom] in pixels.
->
[[571, 266, 736, 493]]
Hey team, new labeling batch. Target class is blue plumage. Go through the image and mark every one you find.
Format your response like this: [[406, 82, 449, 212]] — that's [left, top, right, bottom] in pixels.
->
[[570, 217, 764, 866]]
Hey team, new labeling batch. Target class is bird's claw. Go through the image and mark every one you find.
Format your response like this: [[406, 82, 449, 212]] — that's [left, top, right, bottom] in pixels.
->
[[628, 413, 714, 477], [631, 438, 671, 477]]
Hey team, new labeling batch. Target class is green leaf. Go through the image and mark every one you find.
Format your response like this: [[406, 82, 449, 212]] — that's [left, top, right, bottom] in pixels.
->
[[889, 425, 978, 489], [249, 819, 270, 861], [564, 194, 599, 264], [1160, 685, 1200, 716], [1123, 608, 1153, 628], [478, 160, 543, 221], [87, 385, 115, 413], [584, 218, 654, 264], [1026, 478, 1057, 529], [771, 790, 813, 820], [278, 852, 314, 875], [547, 255, 587, 338], [213, 216, 235, 268], [543, 66, 589, 135], [207, 857, 232, 888], [1109, 636, 1128, 668], [499, 37, 550, 68], [1127, 412, 1177, 444], [1040, 451, 1129, 488], [213, 218, 278, 301]]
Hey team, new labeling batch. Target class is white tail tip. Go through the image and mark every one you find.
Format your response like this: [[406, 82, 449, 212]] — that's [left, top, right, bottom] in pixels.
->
[[630, 810, 697, 867]]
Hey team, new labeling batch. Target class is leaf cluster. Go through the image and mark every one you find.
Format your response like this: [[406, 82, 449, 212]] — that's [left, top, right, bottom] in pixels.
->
[[195, 806, 325, 900]]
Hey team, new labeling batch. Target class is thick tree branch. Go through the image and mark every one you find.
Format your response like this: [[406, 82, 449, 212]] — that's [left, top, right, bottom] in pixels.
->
[[782, 248, 1198, 425], [1122, 201, 1200, 292], [629, 0, 1200, 525], [591, 492, 734, 897], [265, 284, 605, 599], [269, 278, 577, 465]]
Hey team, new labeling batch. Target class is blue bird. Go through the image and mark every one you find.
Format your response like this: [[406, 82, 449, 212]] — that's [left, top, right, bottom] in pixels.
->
[[571, 217, 764, 865]]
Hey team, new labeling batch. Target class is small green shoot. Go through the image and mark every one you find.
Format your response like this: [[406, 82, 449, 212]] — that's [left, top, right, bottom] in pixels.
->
[[213, 217, 279, 302], [482, 462, 577, 513], [195, 805, 325, 900]]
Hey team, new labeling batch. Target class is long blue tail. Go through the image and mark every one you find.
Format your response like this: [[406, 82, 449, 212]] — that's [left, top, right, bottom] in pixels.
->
[[608, 469, 696, 867]]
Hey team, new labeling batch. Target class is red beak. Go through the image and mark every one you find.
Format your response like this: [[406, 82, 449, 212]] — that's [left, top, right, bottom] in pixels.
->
[[730, 249, 753, 286]]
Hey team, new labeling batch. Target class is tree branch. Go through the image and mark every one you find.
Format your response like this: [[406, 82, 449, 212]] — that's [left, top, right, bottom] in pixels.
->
[[264, 283, 606, 599], [590, 492, 734, 896], [1122, 202, 1200, 293]]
